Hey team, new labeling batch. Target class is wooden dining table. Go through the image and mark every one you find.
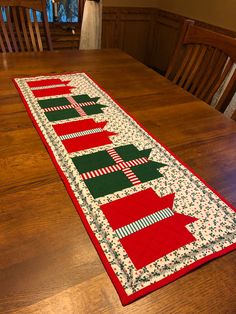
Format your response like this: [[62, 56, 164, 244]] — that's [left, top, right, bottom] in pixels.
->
[[0, 49, 235, 313]]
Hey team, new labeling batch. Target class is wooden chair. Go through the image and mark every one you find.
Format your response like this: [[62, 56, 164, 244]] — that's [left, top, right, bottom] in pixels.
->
[[0, 0, 53, 52], [165, 20, 236, 120]]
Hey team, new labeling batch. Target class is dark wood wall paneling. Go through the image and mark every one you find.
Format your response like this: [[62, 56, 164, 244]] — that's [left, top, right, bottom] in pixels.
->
[[49, 7, 236, 73], [102, 7, 236, 73], [102, 8, 158, 67]]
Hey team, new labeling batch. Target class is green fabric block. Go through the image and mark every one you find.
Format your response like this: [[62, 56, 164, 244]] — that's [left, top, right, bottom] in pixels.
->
[[84, 104, 107, 115], [132, 161, 166, 182], [115, 144, 152, 162], [45, 108, 79, 122], [38, 97, 70, 109], [72, 94, 100, 104], [72, 150, 115, 173], [85, 171, 133, 198]]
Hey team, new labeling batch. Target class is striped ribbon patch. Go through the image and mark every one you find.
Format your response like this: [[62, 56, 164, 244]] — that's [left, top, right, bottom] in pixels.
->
[[43, 102, 96, 112], [59, 128, 103, 140], [67, 97, 96, 107], [122, 168, 141, 185], [74, 106, 87, 117], [30, 84, 66, 90], [80, 157, 148, 180], [107, 148, 124, 163], [79, 101, 96, 107], [105, 148, 142, 185], [44, 105, 73, 112], [66, 97, 87, 117], [115, 207, 174, 239]]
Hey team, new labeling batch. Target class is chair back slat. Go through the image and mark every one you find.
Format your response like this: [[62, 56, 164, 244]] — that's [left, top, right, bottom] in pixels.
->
[[6, 7, 19, 51], [25, 8, 37, 52], [179, 44, 201, 87], [166, 20, 236, 120], [189, 47, 215, 94], [195, 50, 225, 99], [193, 48, 220, 97], [19, 7, 31, 51], [165, 20, 194, 79], [201, 53, 229, 101], [0, 8, 12, 52], [172, 46, 193, 84], [33, 10, 43, 51], [0, 30, 5, 52], [183, 45, 207, 90], [41, 1, 53, 51], [205, 60, 234, 104], [0, 0, 52, 52], [12, 6, 25, 51]]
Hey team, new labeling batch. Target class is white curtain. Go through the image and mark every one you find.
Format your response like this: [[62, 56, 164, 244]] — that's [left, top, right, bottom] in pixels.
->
[[211, 62, 236, 118], [79, 0, 103, 50]]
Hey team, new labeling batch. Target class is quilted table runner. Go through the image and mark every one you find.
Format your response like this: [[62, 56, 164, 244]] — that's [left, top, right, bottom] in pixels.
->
[[14, 73, 236, 305]]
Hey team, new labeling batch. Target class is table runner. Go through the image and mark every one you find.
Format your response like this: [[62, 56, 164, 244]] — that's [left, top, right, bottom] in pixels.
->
[[13, 73, 236, 305]]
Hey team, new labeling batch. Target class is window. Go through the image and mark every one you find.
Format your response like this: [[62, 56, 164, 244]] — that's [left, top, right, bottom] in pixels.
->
[[1, 0, 80, 23], [46, 0, 79, 23]]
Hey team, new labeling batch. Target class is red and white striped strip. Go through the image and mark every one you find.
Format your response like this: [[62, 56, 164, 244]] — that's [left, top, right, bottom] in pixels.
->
[[122, 168, 142, 185], [66, 96, 87, 116], [106, 148, 124, 163], [74, 106, 87, 117], [80, 157, 148, 180], [80, 101, 96, 107], [44, 105, 71, 112], [67, 97, 95, 107], [43, 98, 96, 114]]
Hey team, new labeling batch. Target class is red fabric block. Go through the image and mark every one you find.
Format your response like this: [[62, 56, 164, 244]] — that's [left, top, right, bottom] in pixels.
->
[[101, 188, 198, 269], [32, 86, 73, 98], [27, 79, 70, 87], [120, 213, 197, 269], [27, 79, 74, 97], [102, 188, 175, 229], [53, 119, 107, 135], [53, 119, 116, 153], [61, 133, 115, 153]]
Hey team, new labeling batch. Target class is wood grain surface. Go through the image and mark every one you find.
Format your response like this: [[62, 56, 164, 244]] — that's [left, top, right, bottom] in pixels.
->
[[0, 49, 235, 314]]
